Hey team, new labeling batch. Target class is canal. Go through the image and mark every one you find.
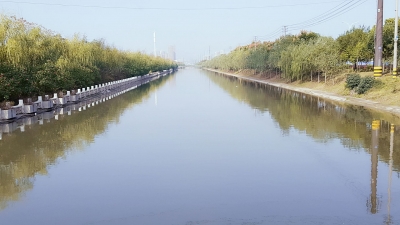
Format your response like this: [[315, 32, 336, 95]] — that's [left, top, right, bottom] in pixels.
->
[[0, 68, 399, 225]]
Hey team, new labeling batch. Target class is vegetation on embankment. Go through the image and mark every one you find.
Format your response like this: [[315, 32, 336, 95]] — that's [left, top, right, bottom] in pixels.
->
[[199, 18, 400, 107], [206, 68, 400, 110], [0, 14, 177, 102]]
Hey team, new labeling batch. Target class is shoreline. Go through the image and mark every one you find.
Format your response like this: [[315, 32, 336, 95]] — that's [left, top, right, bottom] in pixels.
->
[[0, 69, 175, 124], [204, 68, 400, 118]]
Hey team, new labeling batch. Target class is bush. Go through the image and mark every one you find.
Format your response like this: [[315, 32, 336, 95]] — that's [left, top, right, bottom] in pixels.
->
[[357, 76, 375, 94], [345, 74, 361, 90], [0, 63, 33, 101]]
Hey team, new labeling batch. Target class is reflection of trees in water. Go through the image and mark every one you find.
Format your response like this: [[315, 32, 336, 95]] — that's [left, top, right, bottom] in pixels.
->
[[0, 75, 173, 210], [208, 72, 400, 222], [206, 72, 400, 171]]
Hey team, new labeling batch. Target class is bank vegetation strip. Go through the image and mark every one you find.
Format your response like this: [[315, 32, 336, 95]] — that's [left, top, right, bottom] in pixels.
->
[[200, 20, 399, 81], [205, 68, 400, 117], [0, 14, 177, 103], [200, 17, 400, 117]]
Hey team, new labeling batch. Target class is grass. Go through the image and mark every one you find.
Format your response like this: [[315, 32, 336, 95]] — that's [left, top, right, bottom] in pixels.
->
[[228, 69, 400, 107], [273, 71, 400, 106]]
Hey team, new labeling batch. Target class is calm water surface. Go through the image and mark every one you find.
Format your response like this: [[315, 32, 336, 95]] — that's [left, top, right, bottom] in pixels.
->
[[0, 68, 399, 225]]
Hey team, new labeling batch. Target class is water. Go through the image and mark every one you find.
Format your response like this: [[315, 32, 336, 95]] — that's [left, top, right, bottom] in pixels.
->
[[0, 68, 399, 225]]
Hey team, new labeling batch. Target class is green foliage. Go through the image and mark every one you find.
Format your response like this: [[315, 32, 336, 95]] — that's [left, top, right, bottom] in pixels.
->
[[345, 74, 375, 94], [337, 26, 372, 68], [382, 18, 400, 60], [356, 76, 375, 94], [0, 14, 177, 101], [297, 31, 320, 42], [0, 63, 33, 101], [345, 74, 361, 90], [200, 31, 343, 82]]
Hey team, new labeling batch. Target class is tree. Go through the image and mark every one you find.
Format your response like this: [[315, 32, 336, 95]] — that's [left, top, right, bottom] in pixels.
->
[[337, 26, 372, 71], [314, 37, 342, 83], [382, 18, 400, 72]]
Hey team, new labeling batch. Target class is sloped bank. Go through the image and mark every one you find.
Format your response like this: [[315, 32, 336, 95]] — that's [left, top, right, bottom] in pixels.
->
[[204, 68, 400, 118]]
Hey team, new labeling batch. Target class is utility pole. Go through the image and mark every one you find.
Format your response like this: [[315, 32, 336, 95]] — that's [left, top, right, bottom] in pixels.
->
[[283, 26, 288, 36], [393, 0, 399, 78], [254, 36, 257, 50], [374, 0, 383, 78], [367, 120, 380, 214], [386, 124, 394, 225]]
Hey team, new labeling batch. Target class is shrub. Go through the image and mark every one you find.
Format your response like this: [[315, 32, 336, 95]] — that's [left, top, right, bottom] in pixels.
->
[[357, 76, 375, 94], [345, 74, 361, 90], [0, 63, 32, 101]]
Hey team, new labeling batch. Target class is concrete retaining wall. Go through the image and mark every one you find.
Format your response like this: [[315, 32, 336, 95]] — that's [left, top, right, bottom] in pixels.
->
[[0, 69, 174, 131]]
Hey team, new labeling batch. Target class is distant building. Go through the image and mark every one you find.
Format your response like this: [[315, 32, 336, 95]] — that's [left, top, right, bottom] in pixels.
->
[[168, 46, 176, 61]]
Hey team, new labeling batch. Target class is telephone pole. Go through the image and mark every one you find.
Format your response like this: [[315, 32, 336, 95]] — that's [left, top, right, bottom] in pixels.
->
[[282, 26, 288, 36], [374, 0, 383, 78], [393, 0, 399, 78]]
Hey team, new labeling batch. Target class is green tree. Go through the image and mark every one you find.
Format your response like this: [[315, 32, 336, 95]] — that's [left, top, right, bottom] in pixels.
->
[[382, 18, 400, 72], [337, 26, 372, 71]]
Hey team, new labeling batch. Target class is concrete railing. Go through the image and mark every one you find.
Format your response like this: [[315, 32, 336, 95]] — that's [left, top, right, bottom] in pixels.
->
[[0, 69, 174, 121]]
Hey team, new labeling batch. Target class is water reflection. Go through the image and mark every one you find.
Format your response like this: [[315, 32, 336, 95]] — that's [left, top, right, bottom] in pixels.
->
[[368, 120, 380, 214], [206, 72, 400, 172], [386, 124, 395, 224], [206, 71, 400, 223], [1, 69, 399, 224], [0, 75, 173, 210]]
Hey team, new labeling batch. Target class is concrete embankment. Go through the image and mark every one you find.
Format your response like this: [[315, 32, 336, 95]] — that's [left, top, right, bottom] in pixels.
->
[[205, 68, 400, 117], [0, 69, 175, 125]]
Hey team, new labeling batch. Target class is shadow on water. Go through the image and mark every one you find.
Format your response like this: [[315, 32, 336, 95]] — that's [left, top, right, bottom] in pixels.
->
[[0, 75, 174, 211], [206, 71, 400, 222]]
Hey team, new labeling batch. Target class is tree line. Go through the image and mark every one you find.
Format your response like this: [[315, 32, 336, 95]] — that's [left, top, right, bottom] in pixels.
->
[[200, 18, 400, 83], [0, 15, 177, 102]]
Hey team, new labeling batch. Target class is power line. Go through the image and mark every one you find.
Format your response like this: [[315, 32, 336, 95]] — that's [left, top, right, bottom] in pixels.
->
[[256, 28, 282, 41], [254, 0, 371, 42], [256, 0, 359, 41], [287, 0, 369, 31], [0, 0, 349, 10], [288, 1, 368, 31], [286, 0, 359, 29]]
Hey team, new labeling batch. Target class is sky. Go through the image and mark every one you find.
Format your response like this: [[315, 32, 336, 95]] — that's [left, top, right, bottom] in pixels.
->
[[0, 0, 396, 63]]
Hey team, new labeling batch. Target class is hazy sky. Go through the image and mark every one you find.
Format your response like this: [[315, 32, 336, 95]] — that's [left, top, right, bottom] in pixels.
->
[[0, 0, 396, 63]]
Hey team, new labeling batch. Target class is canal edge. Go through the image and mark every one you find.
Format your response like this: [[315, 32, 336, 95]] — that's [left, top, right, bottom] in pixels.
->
[[204, 68, 400, 118]]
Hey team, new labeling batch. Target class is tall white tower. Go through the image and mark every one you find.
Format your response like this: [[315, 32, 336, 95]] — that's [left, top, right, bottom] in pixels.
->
[[153, 32, 156, 57]]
